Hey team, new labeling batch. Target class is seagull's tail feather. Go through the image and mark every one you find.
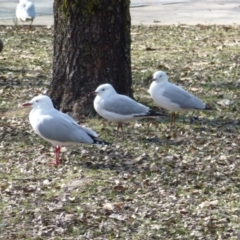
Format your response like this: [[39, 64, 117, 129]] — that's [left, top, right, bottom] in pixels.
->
[[134, 109, 167, 118], [204, 105, 216, 110], [87, 132, 111, 145], [92, 137, 112, 146]]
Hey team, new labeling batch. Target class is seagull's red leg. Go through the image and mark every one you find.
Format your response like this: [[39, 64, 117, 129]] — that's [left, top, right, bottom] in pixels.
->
[[120, 123, 125, 139], [170, 112, 177, 127], [116, 123, 120, 138], [173, 112, 176, 126], [171, 113, 174, 127], [54, 146, 61, 165], [116, 122, 124, 139], [171, 112, 178, 138]]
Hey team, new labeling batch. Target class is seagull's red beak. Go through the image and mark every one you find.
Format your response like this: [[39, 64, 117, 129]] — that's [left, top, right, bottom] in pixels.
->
[[151, 78, 156, 82], [22, 102, 32, 107], [91, 91, 97, 95]]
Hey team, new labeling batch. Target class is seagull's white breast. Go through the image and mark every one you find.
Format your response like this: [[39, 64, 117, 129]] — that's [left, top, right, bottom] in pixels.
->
[[149, 81, 181, 112]]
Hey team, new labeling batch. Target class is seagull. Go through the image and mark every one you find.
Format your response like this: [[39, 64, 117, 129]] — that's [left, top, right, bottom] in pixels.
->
[[16, 0, 36, 27], [23, 95, 110, 165], [93, 83, 166, 138], [148, 71, 211, 126]]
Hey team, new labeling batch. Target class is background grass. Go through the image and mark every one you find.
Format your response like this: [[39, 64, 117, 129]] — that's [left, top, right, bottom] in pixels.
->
[[0, 24, 240, 239]]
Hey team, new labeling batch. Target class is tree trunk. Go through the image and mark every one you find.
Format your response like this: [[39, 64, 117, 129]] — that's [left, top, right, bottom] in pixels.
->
[[48, 0, 132, 120]]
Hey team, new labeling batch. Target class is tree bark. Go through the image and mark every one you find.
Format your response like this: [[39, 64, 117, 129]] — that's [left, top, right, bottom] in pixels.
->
[[49, 0, 132, 120]]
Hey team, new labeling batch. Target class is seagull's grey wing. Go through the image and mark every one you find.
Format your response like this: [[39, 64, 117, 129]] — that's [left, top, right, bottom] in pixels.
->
[[163, 84, 205, 109], [61, 112, 98, 138], [61, 112, 78, 124], [26, 2, 36, 18], [37, 115, 94, 144], [103, 95, 149, 115]]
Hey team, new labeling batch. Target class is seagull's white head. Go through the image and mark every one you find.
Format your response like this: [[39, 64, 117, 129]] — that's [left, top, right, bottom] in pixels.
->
[[23, 95, 54, 110], [152, 71, 168, 83], [94, 83, 116, 97]]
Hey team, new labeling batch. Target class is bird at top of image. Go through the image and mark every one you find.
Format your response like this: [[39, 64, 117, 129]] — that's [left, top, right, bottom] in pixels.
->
[[93, 83, 166, 139], [0, 39, 3, 53], [16, 0, 36, 27], [23, 95, 110, 166], [148, 71, 212, 127]]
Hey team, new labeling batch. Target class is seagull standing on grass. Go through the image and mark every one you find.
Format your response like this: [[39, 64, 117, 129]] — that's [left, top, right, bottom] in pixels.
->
[[16, 0, 36, 27], [148, 71, 211, 126], [23, 95, 110, 165], [93, 83, 166, 138]]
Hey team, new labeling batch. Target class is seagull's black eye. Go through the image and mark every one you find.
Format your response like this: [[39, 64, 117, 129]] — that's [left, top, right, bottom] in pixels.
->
[[102, 89, 105, 91], [36, 100, 39, 103]]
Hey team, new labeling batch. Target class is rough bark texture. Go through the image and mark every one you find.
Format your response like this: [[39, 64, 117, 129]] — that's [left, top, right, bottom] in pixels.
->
[[49, 0, 132, 119]]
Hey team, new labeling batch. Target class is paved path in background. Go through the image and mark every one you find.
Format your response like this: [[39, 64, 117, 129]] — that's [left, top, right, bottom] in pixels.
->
[[0, 0, 240, 25]]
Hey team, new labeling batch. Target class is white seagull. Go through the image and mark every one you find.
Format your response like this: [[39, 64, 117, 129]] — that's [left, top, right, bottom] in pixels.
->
[[16, 0, 36, 27], [23, 95, 110, 165], [93, 83, 166, 138], [148, 71, 211, 126]]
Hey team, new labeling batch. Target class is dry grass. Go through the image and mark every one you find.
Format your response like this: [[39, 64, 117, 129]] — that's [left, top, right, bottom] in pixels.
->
[[0, 24, 240, 239]]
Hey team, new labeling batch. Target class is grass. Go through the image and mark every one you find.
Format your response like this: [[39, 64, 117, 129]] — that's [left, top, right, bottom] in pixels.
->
[[0, 24, 240, 239]]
